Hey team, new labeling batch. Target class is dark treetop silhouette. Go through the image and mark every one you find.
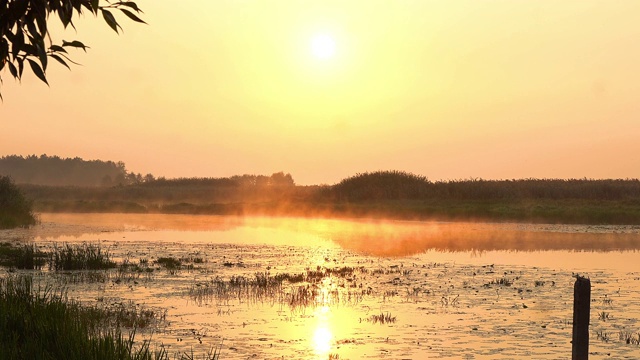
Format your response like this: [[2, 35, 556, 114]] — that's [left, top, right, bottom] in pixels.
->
[[0, 0, 145, 99]]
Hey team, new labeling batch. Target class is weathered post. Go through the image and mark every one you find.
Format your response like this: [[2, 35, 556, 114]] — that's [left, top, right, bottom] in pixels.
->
[[572, 275, 591, 360]]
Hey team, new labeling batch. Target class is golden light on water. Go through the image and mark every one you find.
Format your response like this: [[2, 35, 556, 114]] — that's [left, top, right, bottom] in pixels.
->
[[310, 306, 334, 356], [312, 326, 333, 355]]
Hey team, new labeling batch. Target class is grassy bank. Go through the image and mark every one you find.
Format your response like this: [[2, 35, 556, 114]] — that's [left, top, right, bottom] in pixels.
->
[[18, 171, 640, 225]]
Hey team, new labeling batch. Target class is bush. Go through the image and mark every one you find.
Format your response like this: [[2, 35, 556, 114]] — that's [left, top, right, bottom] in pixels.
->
[[0, 176, 37, 229]]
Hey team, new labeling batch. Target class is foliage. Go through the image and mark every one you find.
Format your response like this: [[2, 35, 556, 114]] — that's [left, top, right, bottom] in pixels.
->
[[0, 154, 133, 186], [0, 175, 36, 228], [0, 0, 145, 99], [327, 171, 640, 202], [329, 170, 431, 201]]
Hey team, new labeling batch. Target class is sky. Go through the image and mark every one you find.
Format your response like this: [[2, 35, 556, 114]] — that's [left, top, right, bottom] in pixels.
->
[[1, 1, 639, 185]]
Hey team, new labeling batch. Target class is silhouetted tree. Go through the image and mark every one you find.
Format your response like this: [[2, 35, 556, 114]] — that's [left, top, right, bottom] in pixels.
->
[[0, 154, 130, 186], [0, 0, 145, 99], [0, 176, 36, 228]]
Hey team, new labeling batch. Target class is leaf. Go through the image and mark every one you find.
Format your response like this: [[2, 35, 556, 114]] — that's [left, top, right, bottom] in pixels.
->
[[91, 0, 99, 14], [115, 1, 142, 13], [8, 62, 18, 79], [58, 53, 82, 66], [17, 58, 24, 78], [27, 59, 48, 86], [20, 43, 38, 57], [120, 8, 146, 24], [50, 54, 70, 70], [27, 22, 39, 39], [101, 9, 121, 34], [62, 40, 89, 52], [36, 43, 48, 71], [49, 45, 68, 53]]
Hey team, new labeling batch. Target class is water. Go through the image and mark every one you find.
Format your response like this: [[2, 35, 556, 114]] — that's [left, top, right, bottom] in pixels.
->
[[2, 213, 640, 359]]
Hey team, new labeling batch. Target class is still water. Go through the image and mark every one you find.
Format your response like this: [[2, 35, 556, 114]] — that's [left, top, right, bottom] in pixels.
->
[[2, 213, 640, 359]]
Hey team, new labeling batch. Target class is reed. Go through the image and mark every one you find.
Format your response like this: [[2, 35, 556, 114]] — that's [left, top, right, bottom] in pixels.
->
[[0, 243, 46, 269], [49, 243, 116, 271], [0, 275, 157, 359]]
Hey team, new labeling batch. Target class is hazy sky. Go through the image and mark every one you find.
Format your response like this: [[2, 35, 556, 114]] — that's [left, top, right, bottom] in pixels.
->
[[1, 1, 639, 185]]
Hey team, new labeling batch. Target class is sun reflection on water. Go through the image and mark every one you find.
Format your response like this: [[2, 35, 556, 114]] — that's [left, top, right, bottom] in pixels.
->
[[313, 326, 333, 355], [311, 306, 333, 357]]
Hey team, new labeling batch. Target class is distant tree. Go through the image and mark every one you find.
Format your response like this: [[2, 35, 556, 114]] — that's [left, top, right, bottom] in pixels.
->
[[0, 176, 36, 228], [269, 172, 295, 186], [0, 154, 130, 186], [0, 0, 145, 99]]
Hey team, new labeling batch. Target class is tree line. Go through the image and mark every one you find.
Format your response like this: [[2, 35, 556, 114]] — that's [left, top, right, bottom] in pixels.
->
[[0, 154, 146, 187]]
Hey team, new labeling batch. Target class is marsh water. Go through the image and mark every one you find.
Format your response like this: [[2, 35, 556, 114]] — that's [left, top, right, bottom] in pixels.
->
[[2, 213, 640, 359]]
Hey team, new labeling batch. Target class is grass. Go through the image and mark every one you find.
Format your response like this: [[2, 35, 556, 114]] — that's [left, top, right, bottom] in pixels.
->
[[0, 275, 155, 360], [363, 312, 397, 325], [49, 243, 117, 271], [0, 275, 222, 360], [190, 268, 370, 309], [618, 330, 640, 345], [484, 277, 514, 287], [0, 242, 47, 269]]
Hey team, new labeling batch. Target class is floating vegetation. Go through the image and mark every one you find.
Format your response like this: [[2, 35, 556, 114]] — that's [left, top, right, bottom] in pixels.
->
[[596, 330, 612, 342], [189, 268, 370, 309], [598, 311, 610, 321], [484, 277, 513, 287], [156, 257, 182, 270], [98, 300, 167, 329], [618, 330, 640, 345], [362, 312, 397, 325]]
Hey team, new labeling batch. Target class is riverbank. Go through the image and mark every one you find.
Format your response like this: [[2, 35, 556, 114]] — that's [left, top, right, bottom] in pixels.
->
[[28, 198, 640, 225]]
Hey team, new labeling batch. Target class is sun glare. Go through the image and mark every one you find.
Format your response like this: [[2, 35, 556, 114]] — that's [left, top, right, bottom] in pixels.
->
[[310, 34, 336, 60], [312, 326, 333, 354]]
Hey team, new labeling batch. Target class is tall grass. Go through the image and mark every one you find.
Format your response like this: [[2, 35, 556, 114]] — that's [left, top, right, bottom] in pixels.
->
[[0, 243, 46, 269], [0, 275, 154, 360], [49, 243, 117, 270]]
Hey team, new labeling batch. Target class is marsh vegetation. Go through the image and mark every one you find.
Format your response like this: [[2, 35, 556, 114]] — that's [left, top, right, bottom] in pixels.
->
[[11, 170, 640, 225], [2, 214, 640, 358]]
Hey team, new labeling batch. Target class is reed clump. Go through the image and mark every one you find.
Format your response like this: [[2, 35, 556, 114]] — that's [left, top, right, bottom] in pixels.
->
[[362, 312, 397, 325], [0, 243, 46, 269], [49, 243, 116, 271], [0, 275, 156, 359]]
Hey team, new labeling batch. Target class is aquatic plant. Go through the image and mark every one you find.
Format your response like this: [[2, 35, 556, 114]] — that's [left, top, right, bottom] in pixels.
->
[[485, 277, 513, 287], [0, 275, 161, 359], [0, 243, 47, 269], [598, 311, 610, 321], [156, 257, 182, 270], [49, 243, 116, 270], [363, 312, 397, 325], [619, 330, 640, 345]]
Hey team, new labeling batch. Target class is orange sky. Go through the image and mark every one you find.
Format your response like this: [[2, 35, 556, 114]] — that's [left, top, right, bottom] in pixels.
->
[[1, 1, 639, 185]]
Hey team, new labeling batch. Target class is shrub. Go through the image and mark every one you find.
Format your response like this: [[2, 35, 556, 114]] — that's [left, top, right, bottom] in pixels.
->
[[0, 176, 37, 229]]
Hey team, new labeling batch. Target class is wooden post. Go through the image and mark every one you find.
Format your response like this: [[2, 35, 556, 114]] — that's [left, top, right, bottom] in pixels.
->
[[572, 275, 591, 360]]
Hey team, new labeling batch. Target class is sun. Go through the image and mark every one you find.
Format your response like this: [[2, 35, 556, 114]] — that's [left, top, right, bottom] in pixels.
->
[[310, 34, 336, 60]]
